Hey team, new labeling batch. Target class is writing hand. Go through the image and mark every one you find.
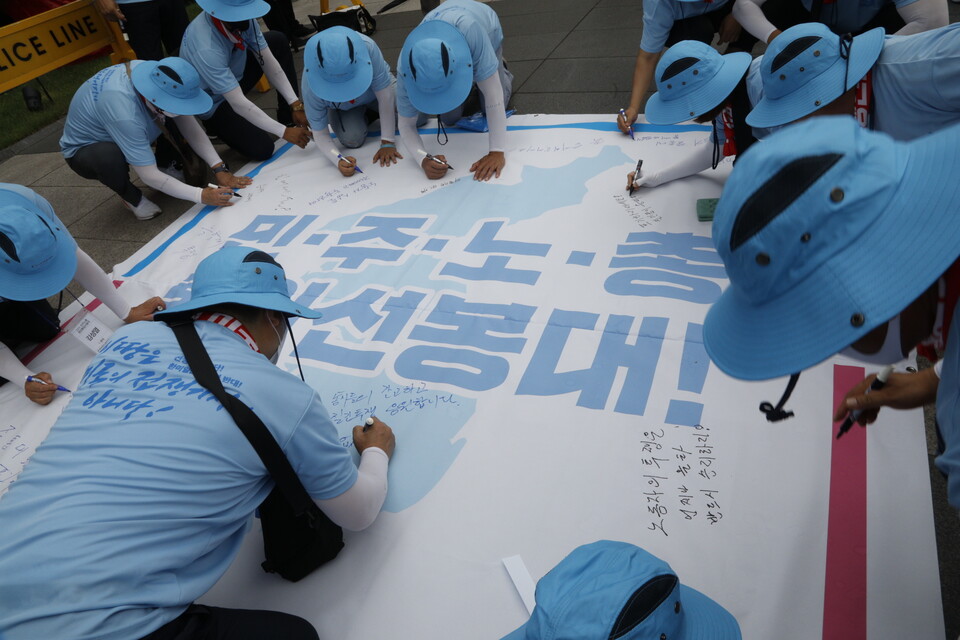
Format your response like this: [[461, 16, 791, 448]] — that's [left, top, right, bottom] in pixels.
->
[[617, 107, 638, 135], [25, 372, 57, 406], [338, 156, 358, 178], [125, 296, 165, 323], [470, 151, 505, 182], [352, 416, 396, 459], [421, 154, 449, 180], [832, 368, 939, 426], [201, 185, 236, 207], [626, 168, 662, 191]]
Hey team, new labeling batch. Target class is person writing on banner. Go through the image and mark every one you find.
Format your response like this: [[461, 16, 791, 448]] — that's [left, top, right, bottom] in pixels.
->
[[179, 0, 312, 163], [61, 57, 249, 221], [732, 0, 945, 46], [0, 246, 397, 640], [625, 40, 775, 191], [699, 116, 960, 509], [616, 0, 754, 136], [746, 22, 960, 141], [94, 0, 191, 61], [396, 0, 513, 182], [0, 183, 165, 406], [301, 27, 401, 178]]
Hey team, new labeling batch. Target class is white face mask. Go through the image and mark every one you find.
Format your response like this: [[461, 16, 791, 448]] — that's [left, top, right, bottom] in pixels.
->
[[268, 317, 287, 365], [840, 313, 906, 365]]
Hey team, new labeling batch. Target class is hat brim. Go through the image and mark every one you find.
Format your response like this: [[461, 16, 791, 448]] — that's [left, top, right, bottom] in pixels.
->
[[704, 125, 960, 380], [0, 227, 76, 301], [399, 20, 474, 115], [304, 31, 375, 103], [747, 27, 884, 128], [198, 0, 269, 21], [130, 61, 213, 116], [646, 52, 752, 125], [156, 290, 322, 320], [678, 585, 742, 639]]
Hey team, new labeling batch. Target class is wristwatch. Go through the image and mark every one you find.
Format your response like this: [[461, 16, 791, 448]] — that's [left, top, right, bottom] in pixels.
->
[[291, 99, 305, 112], [212, 162, 230, 174]]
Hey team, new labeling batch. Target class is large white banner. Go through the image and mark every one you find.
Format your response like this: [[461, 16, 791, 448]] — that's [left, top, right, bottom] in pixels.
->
[[1, 116, 942, 639]]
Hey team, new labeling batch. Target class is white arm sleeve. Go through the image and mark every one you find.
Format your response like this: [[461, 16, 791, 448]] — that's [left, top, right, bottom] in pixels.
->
[[375, 84, 397, 143], [173, 115, 223, 168], [733, 0, 778, 44], [315, 447, 389, 531], [223, 86, 287, 138], [313, 129, 344, 168], [132, 164, 203, 203], [74, 248, 131, 321], [477, 73, 507, 152], [634, 141, 716, 188], [0, 342, 33, 390], [399, 114, 429, 165], [259, 46, 299, 106], [894, 0, 947, 35]]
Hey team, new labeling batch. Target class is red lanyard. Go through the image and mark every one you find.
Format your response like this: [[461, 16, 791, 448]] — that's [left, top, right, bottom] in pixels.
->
[[194, 312, 260, 352], [212, 17, 245, 51]]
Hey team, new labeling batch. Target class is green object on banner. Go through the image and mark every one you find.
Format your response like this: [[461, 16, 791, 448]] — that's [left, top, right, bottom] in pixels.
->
[[697, 197, 719, 221]]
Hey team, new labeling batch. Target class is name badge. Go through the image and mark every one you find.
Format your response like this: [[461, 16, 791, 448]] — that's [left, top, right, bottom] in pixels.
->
[[69, 310, 113, 354]]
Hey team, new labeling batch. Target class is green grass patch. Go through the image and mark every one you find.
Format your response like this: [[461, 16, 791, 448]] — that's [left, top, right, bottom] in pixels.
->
[[0, 54, 112, 151]]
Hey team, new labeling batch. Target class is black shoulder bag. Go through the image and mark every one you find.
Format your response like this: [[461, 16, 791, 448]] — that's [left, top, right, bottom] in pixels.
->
[[168, 320, 344, 582]]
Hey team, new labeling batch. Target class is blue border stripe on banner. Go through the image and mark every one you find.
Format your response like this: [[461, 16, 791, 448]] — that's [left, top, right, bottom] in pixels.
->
[[121, 120, 710, 277], [122, 143, 295, 277]]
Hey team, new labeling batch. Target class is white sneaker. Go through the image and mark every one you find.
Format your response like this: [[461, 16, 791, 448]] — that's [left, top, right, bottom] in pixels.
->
[[158, 161, 185, 182], [122, 195, 162, 221]]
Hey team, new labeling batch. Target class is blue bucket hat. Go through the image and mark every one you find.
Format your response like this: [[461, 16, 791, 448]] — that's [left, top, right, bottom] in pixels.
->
[[156, 246, 322, 320], [746, 23, 884, 128], [646, 41, 752, 125], [502, 541, 740, 640], [131, 57, 213, 116], [0, 189, 77, 301], [304, 27, 374, 103], [704, 117, 960, 380], [197, 0, 269, 21], [399, 19, 473, 115]]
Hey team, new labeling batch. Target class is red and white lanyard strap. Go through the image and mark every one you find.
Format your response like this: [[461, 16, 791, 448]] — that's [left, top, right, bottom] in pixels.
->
[[212, 17, 246, 51], [194, 311, 260, 352]]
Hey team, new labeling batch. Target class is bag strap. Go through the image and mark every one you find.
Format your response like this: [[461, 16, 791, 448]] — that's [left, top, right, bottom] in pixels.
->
[[168, 320, 318, 521]]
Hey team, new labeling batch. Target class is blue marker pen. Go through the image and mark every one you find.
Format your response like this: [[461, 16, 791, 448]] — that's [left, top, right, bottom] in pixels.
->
[[25, 375, 72, 393], [619, 108, 635, 140]]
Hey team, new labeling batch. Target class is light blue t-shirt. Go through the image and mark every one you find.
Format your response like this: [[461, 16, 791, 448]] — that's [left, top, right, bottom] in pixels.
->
[[303, 33, 394, 131], [59, 61, 161, 166], [871, 24, 960, 141], [800, 0, 917, 35], [396, 0, 503, 118], [640, 0, 732, 53], [0, 321, 357, 640], [179, 13, 269, 119]]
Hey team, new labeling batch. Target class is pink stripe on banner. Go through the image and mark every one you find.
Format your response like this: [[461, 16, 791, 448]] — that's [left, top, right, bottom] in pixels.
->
[[823, 364, 868, 640]]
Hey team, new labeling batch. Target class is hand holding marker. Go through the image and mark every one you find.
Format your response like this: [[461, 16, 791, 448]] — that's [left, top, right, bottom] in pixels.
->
[[338, 154, 364, 174], [426, 154, 453, 171], [629, 158, 643, 196], [619, 108, 635, 140], [25, 375, 71, 393], [836, 364, 895, 439]]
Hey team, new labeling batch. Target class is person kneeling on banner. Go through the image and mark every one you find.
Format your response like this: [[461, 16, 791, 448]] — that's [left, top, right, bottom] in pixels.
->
[[700, 116, 960, 509], [179, 0, 313, 162], [397, 0, 513, 182], [0, 246, 396, 640], [626, 40, 775, 192], [61, 57, 249, 221], [302, 27, 402, 178], [0, 183, 165, 405]]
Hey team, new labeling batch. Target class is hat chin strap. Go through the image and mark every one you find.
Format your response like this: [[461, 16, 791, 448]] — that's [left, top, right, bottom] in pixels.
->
[[759, 372, 800, 422]]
